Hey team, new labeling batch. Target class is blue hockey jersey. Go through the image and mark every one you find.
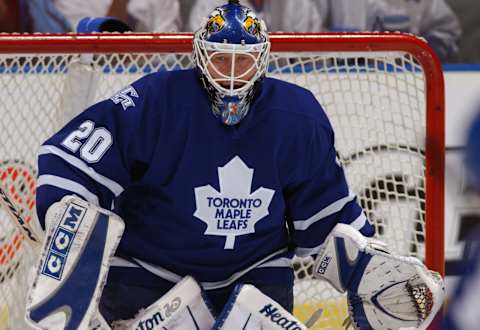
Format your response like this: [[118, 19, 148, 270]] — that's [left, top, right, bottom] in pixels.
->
[[36, 69, 374, 289]]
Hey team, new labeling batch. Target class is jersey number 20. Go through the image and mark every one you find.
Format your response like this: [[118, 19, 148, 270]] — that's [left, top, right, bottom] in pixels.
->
[[61, 120, 113, 163]]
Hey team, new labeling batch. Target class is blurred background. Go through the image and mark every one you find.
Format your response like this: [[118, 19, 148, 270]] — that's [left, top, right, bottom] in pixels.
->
[[0, 0, 477, 63]]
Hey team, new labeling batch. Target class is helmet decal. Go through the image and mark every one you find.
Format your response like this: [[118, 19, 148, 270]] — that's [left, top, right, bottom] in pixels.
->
[[206, 9, 226, 35], [243, 11, 262, 39]]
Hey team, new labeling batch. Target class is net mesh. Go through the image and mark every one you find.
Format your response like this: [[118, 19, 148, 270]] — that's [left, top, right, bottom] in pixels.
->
[[0, 38, 434, 330]]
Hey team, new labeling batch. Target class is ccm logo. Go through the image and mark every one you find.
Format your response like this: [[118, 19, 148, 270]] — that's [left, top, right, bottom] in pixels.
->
[[41, 203, 87, 280], [316, 255, 332, 275]]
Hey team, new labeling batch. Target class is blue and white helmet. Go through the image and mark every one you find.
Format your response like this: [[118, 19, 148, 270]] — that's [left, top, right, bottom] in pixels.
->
[[193, 0, 270, 125]]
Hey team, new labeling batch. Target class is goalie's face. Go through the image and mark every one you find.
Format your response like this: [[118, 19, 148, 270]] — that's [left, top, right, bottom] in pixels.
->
[[207, 51, 258, 89], [194, 40, 270, 96]]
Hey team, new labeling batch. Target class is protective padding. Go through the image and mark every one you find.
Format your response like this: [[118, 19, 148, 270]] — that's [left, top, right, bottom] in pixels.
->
[[124, 276, 215, 330], [213, 284, 308, 330], [26, 196, 124, 330], [313, 224, 444, 330]]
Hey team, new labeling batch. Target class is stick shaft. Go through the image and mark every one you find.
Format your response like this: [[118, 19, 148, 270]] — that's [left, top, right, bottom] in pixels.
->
[[0, 185, 40, 249]]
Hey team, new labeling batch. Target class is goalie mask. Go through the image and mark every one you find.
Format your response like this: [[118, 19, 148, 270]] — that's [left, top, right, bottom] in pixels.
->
[[193, 0, 270, 126]]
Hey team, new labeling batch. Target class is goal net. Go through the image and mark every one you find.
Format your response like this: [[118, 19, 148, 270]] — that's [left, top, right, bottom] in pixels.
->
[[0, 33, 444, 330]]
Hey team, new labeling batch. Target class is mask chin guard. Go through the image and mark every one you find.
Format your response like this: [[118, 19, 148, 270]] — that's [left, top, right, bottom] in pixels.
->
[[218, 95, 250, 126]]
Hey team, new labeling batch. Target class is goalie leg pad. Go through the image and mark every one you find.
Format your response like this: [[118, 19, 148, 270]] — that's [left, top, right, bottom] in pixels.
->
[[213, 284, 308, 330], [313, 224, 444, 330], [119, 276, 215, 330], [26, 196, 124, 330]]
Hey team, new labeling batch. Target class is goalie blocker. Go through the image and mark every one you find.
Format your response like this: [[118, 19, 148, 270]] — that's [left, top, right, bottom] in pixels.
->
[[313, 223, 444, 330], [26, 196, 125, 330]]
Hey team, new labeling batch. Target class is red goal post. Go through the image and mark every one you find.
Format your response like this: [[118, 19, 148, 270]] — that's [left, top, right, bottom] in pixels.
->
[[0, 32, 444, 329]]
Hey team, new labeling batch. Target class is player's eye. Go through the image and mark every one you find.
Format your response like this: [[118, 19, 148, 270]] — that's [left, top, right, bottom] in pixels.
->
[[236, 56, 248, 63], [212, 53, 229, 63]]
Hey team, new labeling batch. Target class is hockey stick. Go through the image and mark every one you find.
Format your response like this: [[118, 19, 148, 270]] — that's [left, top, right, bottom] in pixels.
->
[[0, 185, 41, 249]]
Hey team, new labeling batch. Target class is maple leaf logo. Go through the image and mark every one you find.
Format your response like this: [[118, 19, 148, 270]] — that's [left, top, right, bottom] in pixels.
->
[[194, 156, 275, 249]]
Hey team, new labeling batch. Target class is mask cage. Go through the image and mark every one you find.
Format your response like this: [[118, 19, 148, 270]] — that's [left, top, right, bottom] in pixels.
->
[[193, 38, 271, 98]]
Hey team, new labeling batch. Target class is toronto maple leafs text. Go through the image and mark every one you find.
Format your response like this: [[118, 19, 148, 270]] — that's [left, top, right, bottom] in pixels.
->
[[207, 197, 262, 230]]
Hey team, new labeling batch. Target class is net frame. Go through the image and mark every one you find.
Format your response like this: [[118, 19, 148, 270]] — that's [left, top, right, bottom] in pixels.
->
[[0, 32, 444, 329]]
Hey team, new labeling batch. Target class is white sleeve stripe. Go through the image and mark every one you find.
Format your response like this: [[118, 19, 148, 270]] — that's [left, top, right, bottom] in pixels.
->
[[38, 145, 124, 197], [295, 215, 367, 258], [295, 244, 324, 258], [37, 174, 100, 205], [293, 192, 356, 231], [256, 257, 292, 268], [349, 212, 368, 230]]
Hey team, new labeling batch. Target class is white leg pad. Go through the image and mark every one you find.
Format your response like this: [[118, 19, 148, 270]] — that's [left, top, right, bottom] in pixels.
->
[[213, 285, 307, 330], [120, 276, 215, 330], [26, 196, 124, 330]]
